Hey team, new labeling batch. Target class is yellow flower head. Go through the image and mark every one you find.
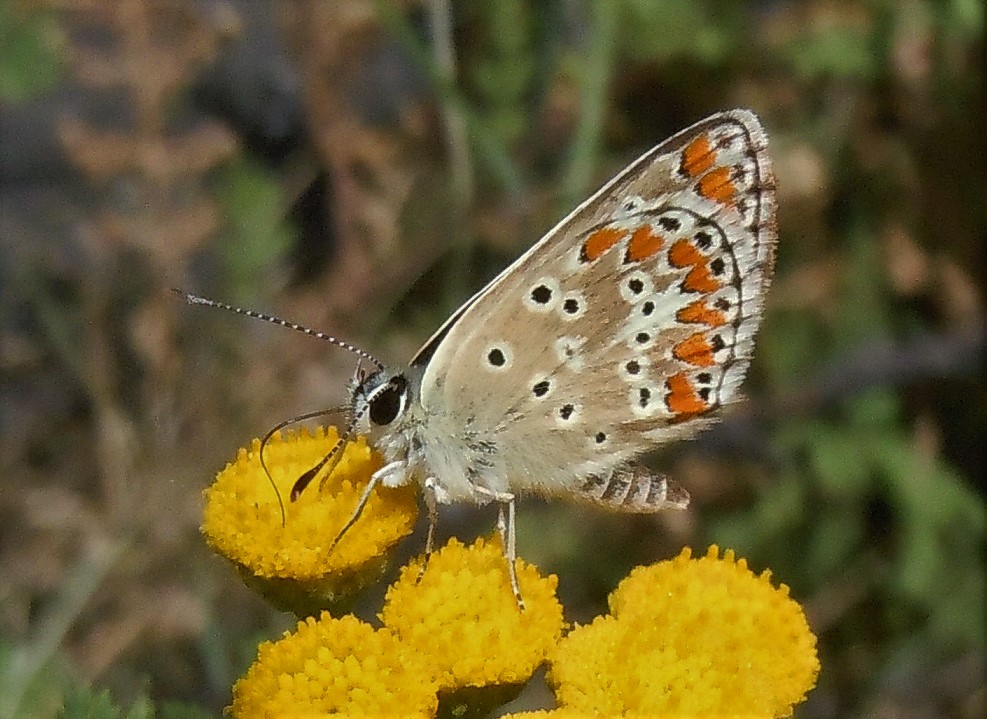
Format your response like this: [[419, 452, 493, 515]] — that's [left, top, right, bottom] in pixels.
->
[[503, 715, 773, 719], [229, 535, 565, 718], [380, 535, 565, 691], [230, 613, 437, 719], [201, 427, 418, 613], [503, 709, 601, 719], [549, 546, 819, 718], [502, 712, 607, 718], [207, 431, 818, 717]]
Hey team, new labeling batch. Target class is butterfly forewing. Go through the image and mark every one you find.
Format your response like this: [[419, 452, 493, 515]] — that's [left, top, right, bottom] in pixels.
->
[[414, 110, 776, 501]]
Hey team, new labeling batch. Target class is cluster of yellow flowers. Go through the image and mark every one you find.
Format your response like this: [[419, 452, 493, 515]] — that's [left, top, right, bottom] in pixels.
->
[[202, 430, 819, 718]]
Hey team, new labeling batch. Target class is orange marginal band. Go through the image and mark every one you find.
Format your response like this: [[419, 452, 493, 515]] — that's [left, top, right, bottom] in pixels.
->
[[681, 135, 715, 177], [625, 225, 665, 263], [676, 298, 727, 327], [673, 332, 715, 367], [697, 166, 735, 206], [582, 226, 627, 262], [666, 372, 707, 415], [668, 240, 720, 293]]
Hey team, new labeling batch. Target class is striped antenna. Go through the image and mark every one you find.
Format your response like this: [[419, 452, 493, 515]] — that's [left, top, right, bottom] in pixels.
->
[[174, 290, 384, 370], [258, 406, 348, 526]]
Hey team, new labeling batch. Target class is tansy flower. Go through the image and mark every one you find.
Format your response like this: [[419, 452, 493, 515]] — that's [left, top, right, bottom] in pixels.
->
[[229, 535, 564, 719], [381, 536, 565, 714], [548, 546, 820, 718], [201, 427, 418, 614], [505, 713, 773, 718], [206, 430, 818, 717], [230, 613, 437, 718]]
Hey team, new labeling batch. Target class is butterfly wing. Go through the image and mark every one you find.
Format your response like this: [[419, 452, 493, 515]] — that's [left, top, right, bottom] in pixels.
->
[[411, 110, 776, 502]]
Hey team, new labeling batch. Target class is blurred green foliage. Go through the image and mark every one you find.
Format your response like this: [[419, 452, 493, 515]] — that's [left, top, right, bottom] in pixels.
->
[[215, 157, 295, 304], [784, 24, 878, 81], [0, 643, 74, 719], [59, 688, 213, 719], [0, 4, 63, 101], [619, 0, 737, 64], [464, 0, 538, 149]]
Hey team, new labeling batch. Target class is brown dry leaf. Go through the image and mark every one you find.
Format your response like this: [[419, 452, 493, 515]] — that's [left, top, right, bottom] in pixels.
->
[[883, 222, 931, 295], [934, 255, 982, 326], [98, 196, 220, 270]]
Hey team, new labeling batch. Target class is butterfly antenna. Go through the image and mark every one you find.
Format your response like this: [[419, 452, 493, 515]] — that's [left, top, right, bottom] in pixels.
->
[[259, 406, 348, 527], [173, 289, 384, 370]]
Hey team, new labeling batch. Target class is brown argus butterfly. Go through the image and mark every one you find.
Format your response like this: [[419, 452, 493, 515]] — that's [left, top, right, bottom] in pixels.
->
[[182, 109, 776, 609]]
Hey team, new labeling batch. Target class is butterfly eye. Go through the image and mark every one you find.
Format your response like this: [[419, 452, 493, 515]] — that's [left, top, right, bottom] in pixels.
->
[[368, 376, 408, 426]]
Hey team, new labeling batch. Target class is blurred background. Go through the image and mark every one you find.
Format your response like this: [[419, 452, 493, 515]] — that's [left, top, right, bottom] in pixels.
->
[[0, 0, 983, 717]]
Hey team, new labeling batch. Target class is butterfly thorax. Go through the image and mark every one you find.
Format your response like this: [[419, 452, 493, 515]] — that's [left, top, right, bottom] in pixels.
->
[[351, 365, 509, 506]]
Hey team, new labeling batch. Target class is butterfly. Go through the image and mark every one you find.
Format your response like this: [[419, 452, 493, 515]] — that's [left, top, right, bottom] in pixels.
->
[[182, 109, 776, 609]]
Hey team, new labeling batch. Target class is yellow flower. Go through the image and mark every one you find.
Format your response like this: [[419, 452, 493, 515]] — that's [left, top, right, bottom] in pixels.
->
[[208, 432, 818, 717], [549, 546, 819, 718], [230, 613, 437, 718], [504, 715, 773, 719], [230, 535, 565, 718], [381, 536, 565, 690], [201, 427, 418, 614], [502, 711, 600, 718]]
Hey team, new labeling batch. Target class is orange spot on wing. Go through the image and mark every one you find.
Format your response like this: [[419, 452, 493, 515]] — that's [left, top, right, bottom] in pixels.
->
[[666, 372, 707, 415], [682, 135, 715, 177], [676, 299, 727, 327], [625, 225, 665, 262], [668, 240, 720, 293], [697, 166, 735, 206], [582, 227, 627, 262], [673, 332, 715, 367]]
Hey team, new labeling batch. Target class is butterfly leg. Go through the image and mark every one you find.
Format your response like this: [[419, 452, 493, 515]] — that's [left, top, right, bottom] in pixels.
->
[[424, 478, 439, 555], [417, 477, 440, 584], [329, 470, 383, 551], [475, 486, 525, 611], [495, 499, 526, 611], [374, 460, 409, 487], [329, 459, 408, 552]]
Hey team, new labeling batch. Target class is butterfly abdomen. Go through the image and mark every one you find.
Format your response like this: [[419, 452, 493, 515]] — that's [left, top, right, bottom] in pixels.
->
[[578, 464, 690, 512]]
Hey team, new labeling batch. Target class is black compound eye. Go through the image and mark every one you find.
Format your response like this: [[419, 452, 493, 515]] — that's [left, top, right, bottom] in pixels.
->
[[368, 377, 407, 426]]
